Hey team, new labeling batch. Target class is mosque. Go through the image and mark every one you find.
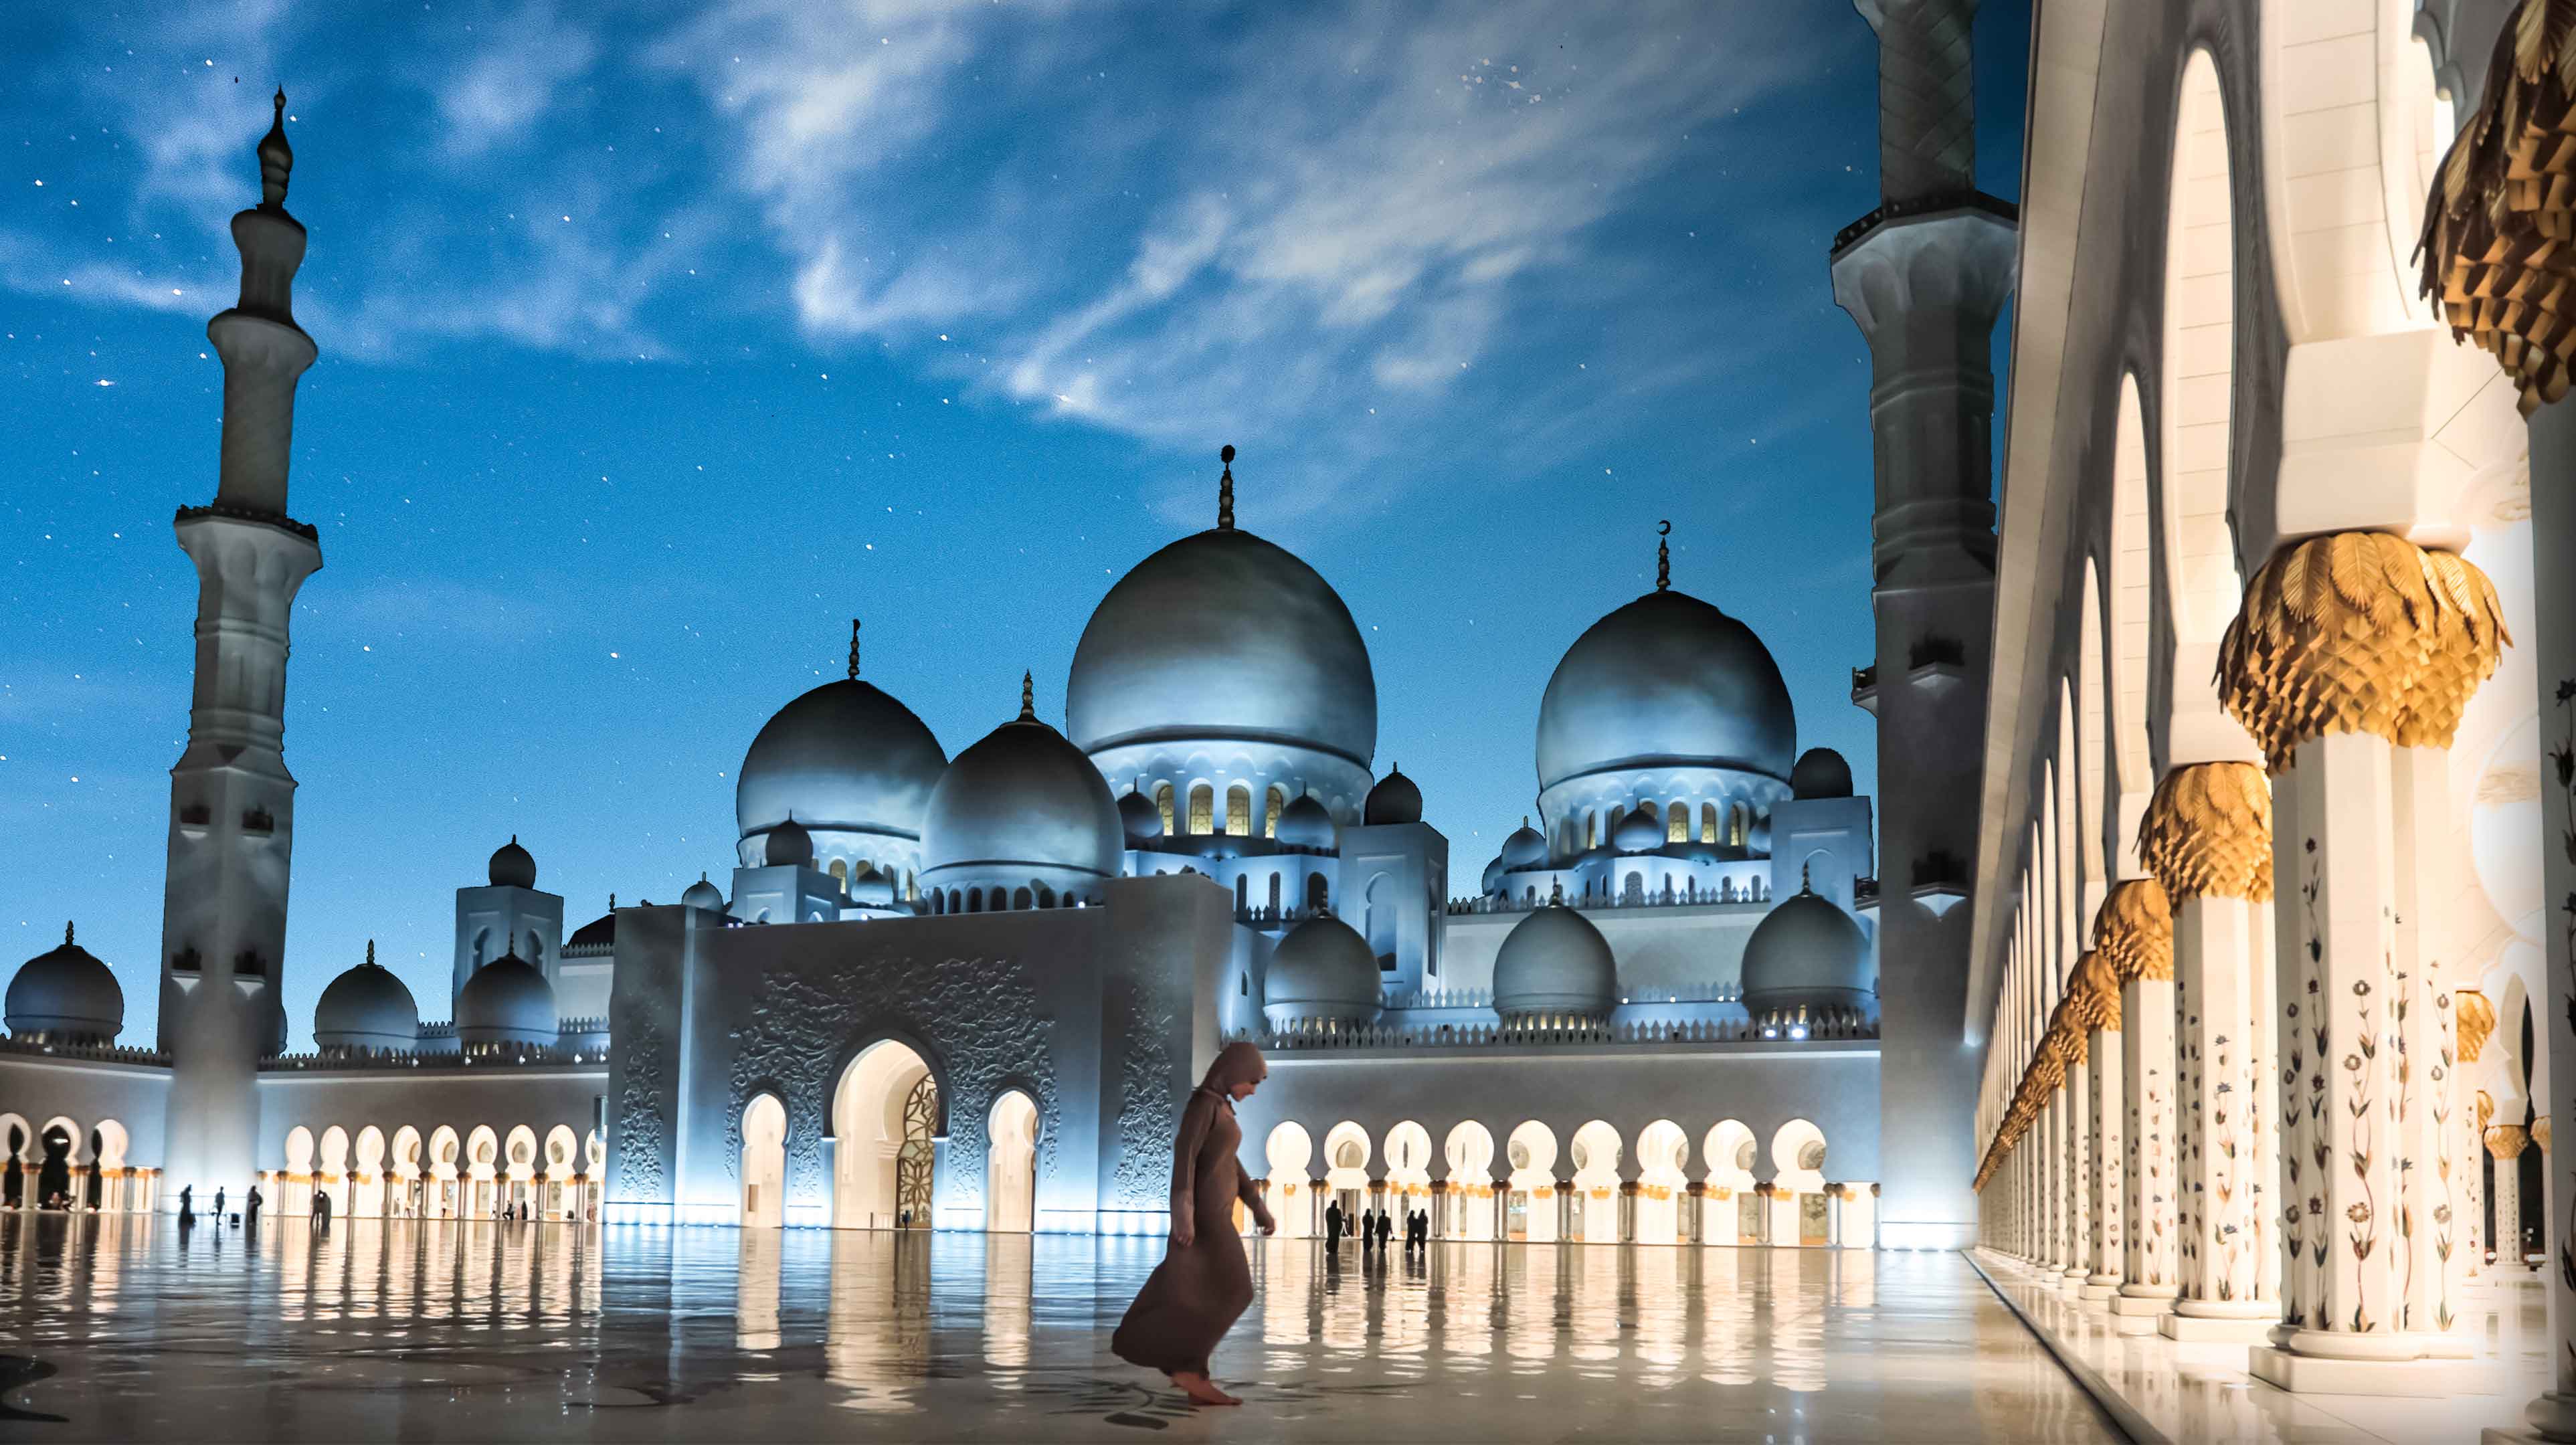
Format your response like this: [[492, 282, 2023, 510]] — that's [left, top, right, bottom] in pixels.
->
[[0, 92, 1892, 1249]]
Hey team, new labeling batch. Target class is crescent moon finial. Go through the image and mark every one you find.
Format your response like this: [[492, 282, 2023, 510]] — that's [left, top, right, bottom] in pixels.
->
[[1655, 520, 1671, 591]]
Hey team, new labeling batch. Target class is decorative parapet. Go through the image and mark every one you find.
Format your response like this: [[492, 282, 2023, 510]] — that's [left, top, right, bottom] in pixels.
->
[[1228, 1014, 1875, 1052], [1447, 880, 1772, 916], [174, 499, 318, 542], [264, 1042, 608, 1072], [0, 1036, 171, 1066]]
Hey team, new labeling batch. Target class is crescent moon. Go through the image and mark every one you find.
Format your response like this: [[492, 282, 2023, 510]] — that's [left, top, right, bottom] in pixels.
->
[[1658, 520, 1671, 536]]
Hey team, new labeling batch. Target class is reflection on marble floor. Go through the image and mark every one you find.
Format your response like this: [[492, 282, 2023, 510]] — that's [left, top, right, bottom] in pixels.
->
[[0, 1212, 2116, 1442], [1972, 1251, 2551, 1444]]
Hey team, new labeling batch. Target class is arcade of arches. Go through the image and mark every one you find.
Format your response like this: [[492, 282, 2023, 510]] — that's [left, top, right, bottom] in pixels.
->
[[262, 1123, 606, 1222], [1257, 1117, 1870, 1248], [0, 1115, 151, 1214]]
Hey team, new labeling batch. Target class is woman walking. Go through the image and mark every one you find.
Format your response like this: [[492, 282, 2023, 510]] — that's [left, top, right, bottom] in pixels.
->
[[1111, 1041, 1275, 1406]]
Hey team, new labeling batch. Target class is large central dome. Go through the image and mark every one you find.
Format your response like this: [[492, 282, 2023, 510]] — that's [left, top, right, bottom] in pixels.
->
[[1069, 526, 1377, 767], [1536, 589, 1795, 791]]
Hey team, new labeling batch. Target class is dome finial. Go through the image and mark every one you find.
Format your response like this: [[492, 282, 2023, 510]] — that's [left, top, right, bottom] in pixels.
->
[[258, 87, 293, 209], [1549, 878, 1564, 906], [1019, 670, 1036, 722], [848, 618, 861, 680], [64, 921, 74, 947], [365, 939, 375, 967], [1800, 859, 1813, 894], [1656, 519, 1671, 592], [1218, 444, 1236, 531]]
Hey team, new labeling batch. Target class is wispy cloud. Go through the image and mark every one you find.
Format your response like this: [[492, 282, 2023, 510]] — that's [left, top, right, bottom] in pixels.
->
[[16, 0, 1832, 509]]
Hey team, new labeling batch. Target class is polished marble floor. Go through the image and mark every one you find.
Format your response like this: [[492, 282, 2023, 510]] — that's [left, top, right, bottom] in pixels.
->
[[0, 1213, 2114, 1442], [1973, 1250, 2552, 1445]]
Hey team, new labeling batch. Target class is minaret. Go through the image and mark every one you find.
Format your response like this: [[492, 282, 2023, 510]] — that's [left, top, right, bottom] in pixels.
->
[[157, 89, 325, 1206], [1828, 2, 2014, 1250]]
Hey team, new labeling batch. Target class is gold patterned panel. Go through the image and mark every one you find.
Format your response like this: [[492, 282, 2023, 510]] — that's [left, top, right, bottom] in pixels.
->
[[2419, 0, 2576, 413], [2458, 989, 2498, 1064], [2136, 762, 2272, 903], [2216, 533, 2508, 769], [2094, 878, 2173, 983]]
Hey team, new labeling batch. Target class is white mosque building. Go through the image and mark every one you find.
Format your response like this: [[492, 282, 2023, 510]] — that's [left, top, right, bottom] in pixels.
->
[[0, 91, 1894, 1250]]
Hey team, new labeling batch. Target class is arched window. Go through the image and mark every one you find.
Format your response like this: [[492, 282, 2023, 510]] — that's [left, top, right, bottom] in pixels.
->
[[947, 889, 962, 915], [1364, 873, 1396, 969], [1305, 872, 1329, 910], [1268, 873, 1283, 912], [472, 930, 490, 969], [1699, 802, 1719, 844], [1188, 784, 1215, 836], [1226, 785, 1253, 838], [1236, 875, 1249, 912], [1013, 886, 1033, 910], [1036, 884, 1056, 908], [1265, 786, 1285, 839], [1584, 812, 1598, 850], [1155, 783, 1176, 836], [1667, 799, 1689, 843], [966, 888, 983, 914], [1729, 803, 1749, 846], [828, 859, 849, 895]]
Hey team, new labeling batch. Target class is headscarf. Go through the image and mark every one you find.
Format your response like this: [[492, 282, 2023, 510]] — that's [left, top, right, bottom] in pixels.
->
[[1198, 1040, 1267, 1096]]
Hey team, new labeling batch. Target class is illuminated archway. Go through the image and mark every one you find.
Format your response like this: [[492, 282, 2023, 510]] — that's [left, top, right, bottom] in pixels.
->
[[832, 1040, 934, 1230], [986, 1090, 1038, 1234]]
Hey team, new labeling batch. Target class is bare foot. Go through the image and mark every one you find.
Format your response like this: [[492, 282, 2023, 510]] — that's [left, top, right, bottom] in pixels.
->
[[1170, 1371, 1242, 1406]]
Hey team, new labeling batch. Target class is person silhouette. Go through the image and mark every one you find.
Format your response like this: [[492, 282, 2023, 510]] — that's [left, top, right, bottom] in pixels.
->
[[1109, 1042, 1274, 1408], [178, 1185, 195, 1226], [1323, 1199, 1344, 1260], [245, 1185, 263, 1230], [1360, 1206, 1376, 1256], [214, 1187, 227, 1226]]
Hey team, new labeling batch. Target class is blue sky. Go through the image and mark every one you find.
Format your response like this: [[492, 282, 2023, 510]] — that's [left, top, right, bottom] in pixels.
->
[[2, 0, 2027, 1048]]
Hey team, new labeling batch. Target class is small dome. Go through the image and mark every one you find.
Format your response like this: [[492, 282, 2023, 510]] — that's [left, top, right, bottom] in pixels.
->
[[921, 681, 1123, 897], [764, 816, 814, 868], [1262, 914, 1382, 1024], [848, 864, 897, 906], [5, 923, 123, 1044], [1117, 787, 1164, 842], [1499, 817, 1548, 869], [568, 898, 616, 949], [1790, 747, 1853, 799], [1364, 767, 1422, 826], [735, 674, 948, 859], [681, 874, 726, 911], [1612, 807, 1665, 852], [314, 943, 418, 1054], [488, 835, 536, 889], [1740, 884, 1872, 1018], [1748, 816, 1772, 854], [1479, 854, 1507, 896], [1492, 894, 1617, 1019], [1275, 793, 1336, 850], [456, 943, 557, 1050]]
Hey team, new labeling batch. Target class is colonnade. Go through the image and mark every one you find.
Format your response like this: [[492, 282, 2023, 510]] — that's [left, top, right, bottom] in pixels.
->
[[1976, 531, 2510, 1391]]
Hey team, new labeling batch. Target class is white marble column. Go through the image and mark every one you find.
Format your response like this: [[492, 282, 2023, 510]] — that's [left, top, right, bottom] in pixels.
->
[[2104, 880, 2180, 1329], [2490, 1127, 2528, 1270], [2140, 763, 2278, 1343], [2062, 1040, 2092, 1287], [2393, 740, 2464, 1343], [2081, 951, 2126, 1300]]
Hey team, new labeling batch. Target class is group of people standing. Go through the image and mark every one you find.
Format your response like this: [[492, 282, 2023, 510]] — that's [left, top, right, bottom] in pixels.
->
[[1320, 1199, 1431, 1260]]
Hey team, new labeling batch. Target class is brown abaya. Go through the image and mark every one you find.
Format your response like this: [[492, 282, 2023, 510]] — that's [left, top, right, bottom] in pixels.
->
[[1111, 1042, 1271, 1377]]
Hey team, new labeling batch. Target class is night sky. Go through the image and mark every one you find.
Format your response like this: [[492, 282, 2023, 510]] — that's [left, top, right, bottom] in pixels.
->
[[3, 0, 2028, 1048]]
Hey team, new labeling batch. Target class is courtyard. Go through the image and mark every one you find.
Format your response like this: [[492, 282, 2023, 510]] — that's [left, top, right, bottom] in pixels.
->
[[0, 1214, 2114, 1442]]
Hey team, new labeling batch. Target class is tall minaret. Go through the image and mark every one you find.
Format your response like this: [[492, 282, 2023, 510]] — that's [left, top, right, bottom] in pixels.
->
[[157, 89, 324, 1205], [1829, 1, 2014, 1250]]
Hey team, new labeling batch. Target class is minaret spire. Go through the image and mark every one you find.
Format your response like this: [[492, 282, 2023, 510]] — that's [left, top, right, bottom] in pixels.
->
[[848, 618, 861, 680], [258, 88, 293, 208], [1217, 444, 1236, 531], [1657, 520, 1672, 592]]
